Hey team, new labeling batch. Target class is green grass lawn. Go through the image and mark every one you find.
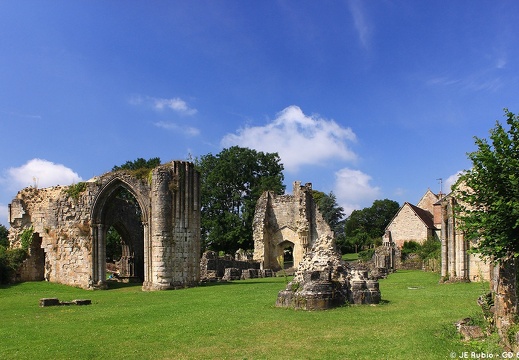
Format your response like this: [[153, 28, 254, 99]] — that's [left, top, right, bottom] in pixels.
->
[[0, 271, 500, 359], [342, 253, 359, 261]]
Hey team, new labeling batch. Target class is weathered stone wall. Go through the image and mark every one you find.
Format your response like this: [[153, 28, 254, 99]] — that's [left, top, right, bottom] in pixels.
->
[[440, 192, 490, 282], [8, 161, 200, 290], [253, 181, 333, 271], [199, 251, 260, 281]]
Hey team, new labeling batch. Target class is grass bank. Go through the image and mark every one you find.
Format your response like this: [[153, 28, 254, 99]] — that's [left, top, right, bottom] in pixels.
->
[[0, 271, 497, 359]]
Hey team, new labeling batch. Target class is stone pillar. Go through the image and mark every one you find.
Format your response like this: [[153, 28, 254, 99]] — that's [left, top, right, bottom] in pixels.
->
[[91, 224, 98, 285], [97, 224, 106, 287], [142, 222, 151, 286], [448, 214, 456, 279], [148, 166, 173, 290], [441, 204, 448, 278]]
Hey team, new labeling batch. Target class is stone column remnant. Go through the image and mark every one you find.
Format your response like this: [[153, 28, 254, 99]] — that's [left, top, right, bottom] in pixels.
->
[[276, 234, 381, 310]]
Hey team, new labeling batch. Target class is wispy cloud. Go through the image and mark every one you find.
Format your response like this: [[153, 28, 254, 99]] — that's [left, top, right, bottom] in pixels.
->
[[0, 158, 82, 192], [347, 0, 372, 50], [1, 110, 42, 120], [426, 69, 503, 93], [221, 105, 357, 172], [444, 170, 463, 193], [130, 95, 197, 116], [153, 121, 200, 137], [152, 97, 198, 115], [0, 203, 7, 226], [333, 167, 381, 216]]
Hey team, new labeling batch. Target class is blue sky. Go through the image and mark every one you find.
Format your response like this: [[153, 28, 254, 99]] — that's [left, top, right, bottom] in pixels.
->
[[1, 1, 519, 226]]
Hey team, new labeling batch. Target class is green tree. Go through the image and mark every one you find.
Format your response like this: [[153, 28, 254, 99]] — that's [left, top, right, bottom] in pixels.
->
[[344, 199, 400, 252], [312, 191, 345, 236], [112, 157, 161, 179], [454, 109, 519, 332], [197, 146, 285, 254], [455, 110, 519, 260], [0, 225, 8, 248]]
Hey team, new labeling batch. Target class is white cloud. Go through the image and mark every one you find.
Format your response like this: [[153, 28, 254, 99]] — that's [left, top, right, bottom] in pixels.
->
[[444, 171, 463, 193], [154, 121, 200, 137], [152, 97, 197, 115], [333, 167, 381, 216], [129, 95, 197, 116], [221, 105, 357, 172], [0, 203, 7, 227], [2, 159, 82, 191]]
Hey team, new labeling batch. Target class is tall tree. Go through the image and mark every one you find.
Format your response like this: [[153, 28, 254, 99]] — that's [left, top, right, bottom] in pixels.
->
[[312, 190, 345, 236], [344, 199, 400, 252], [455, 109, 519, 334], [0, 225, 9, 248], [197, 146, 285, 254]]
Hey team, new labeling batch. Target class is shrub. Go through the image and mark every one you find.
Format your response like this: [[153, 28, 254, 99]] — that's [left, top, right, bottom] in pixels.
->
[[0, 246, 28, 284], [64, 182, 87, 201], [20, 226, 34, 251], [358, 248, 375, 262], [418, 236, 441, 261], [401, 240, 421, 260]]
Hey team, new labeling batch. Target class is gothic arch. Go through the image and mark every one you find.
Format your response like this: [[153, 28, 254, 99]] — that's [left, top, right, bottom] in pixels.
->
[[90, 176, 151, 288]]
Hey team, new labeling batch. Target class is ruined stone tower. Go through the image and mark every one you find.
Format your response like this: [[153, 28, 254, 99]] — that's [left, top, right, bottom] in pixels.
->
[[8, 161, 200, 290]]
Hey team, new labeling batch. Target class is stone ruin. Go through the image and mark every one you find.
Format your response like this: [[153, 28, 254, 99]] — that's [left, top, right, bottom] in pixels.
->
[[199, 250, 270, 282], [251, 180, 381, 310], [253, 181, 332, 272], [7, 161, 200, 291], [276, 233, 381, 310]]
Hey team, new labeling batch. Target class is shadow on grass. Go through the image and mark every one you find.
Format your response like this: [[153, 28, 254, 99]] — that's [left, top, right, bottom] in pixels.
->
[[199, 279, 290, 287], [105, 281, 143, 290]]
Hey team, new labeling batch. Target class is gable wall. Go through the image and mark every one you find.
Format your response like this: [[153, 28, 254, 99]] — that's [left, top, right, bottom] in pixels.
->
[[386, 205, 429, 248]]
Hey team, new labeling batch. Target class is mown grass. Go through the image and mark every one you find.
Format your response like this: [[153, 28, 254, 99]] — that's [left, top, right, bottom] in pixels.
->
[[0, 271, 499, 359], [342, 253, 359, 261]]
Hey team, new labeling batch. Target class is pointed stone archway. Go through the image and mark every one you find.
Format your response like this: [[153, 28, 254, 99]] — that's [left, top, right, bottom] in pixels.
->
[[8, 161, 201, 291], [90, 177, 150, 288]]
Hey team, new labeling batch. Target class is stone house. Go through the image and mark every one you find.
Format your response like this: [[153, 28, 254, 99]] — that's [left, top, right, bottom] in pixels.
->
[[383, 189, 440, 248]]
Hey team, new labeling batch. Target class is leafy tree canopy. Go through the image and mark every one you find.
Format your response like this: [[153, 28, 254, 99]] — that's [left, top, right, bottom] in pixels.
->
[[345, 199, 400, 239], [312, 190, 345, 236], [112, 157, 161, 172], [0, 224, 9, 248], [455, 109, 519, 261], [342, 199, 400, 252], [197, 146, 285, 254]]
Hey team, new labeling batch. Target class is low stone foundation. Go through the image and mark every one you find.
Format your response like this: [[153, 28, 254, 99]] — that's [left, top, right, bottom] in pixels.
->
[[200, 251, 261, 281]]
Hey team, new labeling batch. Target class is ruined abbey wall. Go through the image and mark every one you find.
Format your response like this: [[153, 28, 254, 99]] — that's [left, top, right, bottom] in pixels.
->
[[8, 161, 200, 290], [252, 181, 333, 271]]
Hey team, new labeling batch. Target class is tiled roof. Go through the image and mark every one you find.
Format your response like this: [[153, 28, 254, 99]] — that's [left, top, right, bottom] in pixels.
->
[[407, 202, 435, 229]]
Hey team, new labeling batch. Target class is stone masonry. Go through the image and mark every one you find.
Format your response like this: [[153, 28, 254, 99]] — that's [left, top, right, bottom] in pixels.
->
[[276, 233, 381, 310], [8, 161, 200, 290], [253, 181, 332, 271]]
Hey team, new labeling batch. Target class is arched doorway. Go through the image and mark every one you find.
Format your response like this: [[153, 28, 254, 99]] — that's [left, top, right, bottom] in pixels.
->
[[278, 240, 295, 270], [91, 178, 149, 288]]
